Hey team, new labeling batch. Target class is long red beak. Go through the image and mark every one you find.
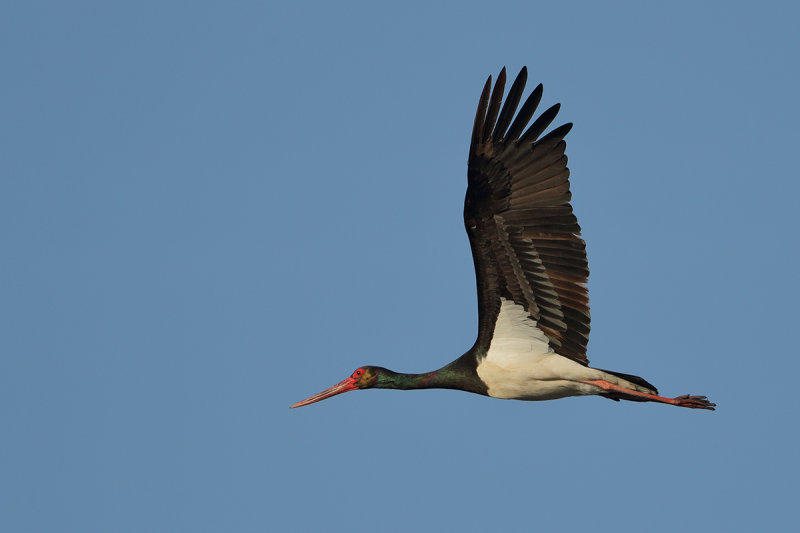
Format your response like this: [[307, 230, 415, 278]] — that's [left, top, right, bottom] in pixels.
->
[[290, 377, 358, 408]]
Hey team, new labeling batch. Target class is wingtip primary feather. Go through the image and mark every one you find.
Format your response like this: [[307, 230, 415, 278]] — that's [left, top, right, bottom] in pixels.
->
[[538, 122, 573, 144], [505, 82, 543, 142], [481, 68, 507, 144], [492, 67, 528, 143], [470, 75, 493, 157], [519, 103, 562, 145]]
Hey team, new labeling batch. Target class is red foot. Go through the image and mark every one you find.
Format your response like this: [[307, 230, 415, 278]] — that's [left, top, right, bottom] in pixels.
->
[[581, 380, 716, 411], [672, 394, 716, 410]]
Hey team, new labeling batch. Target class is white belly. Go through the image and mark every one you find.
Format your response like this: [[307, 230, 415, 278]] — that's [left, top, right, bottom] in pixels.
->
[[476, 298, 602, 400], [476, 357, 601, 400]]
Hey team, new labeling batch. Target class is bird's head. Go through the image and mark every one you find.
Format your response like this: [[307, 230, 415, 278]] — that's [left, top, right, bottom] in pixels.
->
[[290, 366, 381, 408]]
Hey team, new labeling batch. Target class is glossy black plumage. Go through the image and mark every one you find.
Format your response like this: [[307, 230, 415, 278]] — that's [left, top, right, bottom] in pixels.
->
[[465, 67, 590, 364]]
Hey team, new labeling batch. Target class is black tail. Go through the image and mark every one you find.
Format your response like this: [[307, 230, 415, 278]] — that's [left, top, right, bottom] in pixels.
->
[[597, 369, 658, 393]]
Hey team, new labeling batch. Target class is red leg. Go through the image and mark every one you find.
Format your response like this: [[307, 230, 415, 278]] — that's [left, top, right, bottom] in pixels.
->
[[581, 379, 715, 410]]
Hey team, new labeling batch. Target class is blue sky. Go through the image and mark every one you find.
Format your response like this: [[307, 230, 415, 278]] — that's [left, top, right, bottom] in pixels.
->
[[3, 1, 799, 531]]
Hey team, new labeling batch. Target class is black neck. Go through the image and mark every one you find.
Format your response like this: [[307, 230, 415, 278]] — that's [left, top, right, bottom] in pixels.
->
[[374, 352, 487, 396]]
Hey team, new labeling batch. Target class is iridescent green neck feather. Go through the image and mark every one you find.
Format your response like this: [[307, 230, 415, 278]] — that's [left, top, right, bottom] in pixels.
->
[[371, 354, 487, 396]]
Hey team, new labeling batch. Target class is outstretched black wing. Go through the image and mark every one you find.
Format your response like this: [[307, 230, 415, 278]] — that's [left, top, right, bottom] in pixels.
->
[[465, 67, 590, 364]]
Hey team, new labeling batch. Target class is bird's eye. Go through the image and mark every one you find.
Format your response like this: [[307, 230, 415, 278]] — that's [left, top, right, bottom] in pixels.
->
[[354, 369, 363, 377]]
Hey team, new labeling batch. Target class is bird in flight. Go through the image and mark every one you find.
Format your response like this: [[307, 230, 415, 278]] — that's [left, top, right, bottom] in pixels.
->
[[291, 67, 715, 411]]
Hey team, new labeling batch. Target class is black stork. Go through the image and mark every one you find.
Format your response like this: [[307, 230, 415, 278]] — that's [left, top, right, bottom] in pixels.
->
[[291, 67, 715, 411]]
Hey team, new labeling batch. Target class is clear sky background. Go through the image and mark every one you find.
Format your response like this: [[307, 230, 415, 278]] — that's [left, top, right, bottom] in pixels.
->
[[3, 1, 799, 532]]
